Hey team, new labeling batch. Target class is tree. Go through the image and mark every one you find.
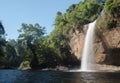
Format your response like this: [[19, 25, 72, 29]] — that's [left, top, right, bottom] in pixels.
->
[[17, 23, 63, 69], [0, 22, 6, 68], [5, 40, 20, 68], [18, 23, 45, 69], [0, 22, 5, 36], [18, 23, 45, 43]]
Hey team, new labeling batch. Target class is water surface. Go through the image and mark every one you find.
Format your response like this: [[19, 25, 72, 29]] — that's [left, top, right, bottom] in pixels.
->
[[0, 70, 120, 83]]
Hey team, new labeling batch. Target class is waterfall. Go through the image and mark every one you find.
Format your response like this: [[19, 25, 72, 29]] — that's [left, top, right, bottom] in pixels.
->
[[81, 20, 96, 71]]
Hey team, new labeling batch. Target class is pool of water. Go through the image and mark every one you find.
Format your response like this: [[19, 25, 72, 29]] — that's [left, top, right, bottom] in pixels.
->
[[0, 69, 120, 83]]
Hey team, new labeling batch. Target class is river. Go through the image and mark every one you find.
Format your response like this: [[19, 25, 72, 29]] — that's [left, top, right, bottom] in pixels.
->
[[0, 70, 120, 83]]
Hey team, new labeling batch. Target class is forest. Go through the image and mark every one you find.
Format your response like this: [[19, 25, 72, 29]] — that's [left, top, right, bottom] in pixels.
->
[[0, 0, 119, 70]]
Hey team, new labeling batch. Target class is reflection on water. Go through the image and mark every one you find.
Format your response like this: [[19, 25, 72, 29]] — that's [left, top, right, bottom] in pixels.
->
[[0, 70, 120, 83]]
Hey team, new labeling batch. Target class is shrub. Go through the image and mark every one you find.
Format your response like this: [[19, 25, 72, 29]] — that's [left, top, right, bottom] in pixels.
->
[[105, 0, 120, 15], [107, 20, 117, 29], [19, 61, 30, 69]]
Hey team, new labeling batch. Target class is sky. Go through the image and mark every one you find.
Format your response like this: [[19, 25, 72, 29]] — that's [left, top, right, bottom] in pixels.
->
[[0, 0, 81, 40]]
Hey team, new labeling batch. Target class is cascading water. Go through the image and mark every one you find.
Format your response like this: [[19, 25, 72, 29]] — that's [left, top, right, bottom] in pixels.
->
[[81, 20, 96, 71]]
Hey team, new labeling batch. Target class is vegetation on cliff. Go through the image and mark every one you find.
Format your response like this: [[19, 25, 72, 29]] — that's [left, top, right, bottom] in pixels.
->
[[97, 0, 120, 30]]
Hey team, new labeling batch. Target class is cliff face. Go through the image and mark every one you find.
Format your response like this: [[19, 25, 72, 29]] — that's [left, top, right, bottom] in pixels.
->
[[95, 28, 120, 65], [70, 26, 87, 60], [70, 25, 120, 66]]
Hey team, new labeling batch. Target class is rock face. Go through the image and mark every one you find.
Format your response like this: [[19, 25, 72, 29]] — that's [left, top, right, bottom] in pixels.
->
[[95, 28, 120, 65], [70, 31, 84, 60], [70, 25, 87, 60], [70, 25, 120, 66]]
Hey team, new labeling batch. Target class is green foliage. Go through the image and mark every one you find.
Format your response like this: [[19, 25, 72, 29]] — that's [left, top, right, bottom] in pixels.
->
[[0, 56, 6, 68], [16, 40, 29, 61], [36, 43, 62, 67], [21, 61, 30, 67], [0, 23, 20, 68], [18, 23, 45, 43], [67, 0, 103, 25], [0, 22, 5, 35], [19, 61, 30, 69], [5, 40, 21, 68], [106, 20, 117, 29], [17, 23, 63, 69], [105, 0, 120, 15], [0, 22, 6, 68], [97, 0, 119, 31], [18, 23, 45, 68]]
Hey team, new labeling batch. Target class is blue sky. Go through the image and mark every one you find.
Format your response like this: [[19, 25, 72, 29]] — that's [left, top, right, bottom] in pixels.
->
[[0, 0, 81, 40]]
